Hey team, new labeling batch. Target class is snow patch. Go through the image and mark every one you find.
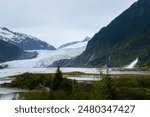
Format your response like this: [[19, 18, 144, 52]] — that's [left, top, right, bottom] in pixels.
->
[[58, 36, 90, 49]]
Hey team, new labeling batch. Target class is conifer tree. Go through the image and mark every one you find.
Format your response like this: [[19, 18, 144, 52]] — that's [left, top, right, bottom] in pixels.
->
[[52, 66, 63, 90], [101, 75, 116, 100]]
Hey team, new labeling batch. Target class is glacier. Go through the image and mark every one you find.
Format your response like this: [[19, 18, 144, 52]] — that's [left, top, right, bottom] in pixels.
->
[[1, 39, 88, 68]]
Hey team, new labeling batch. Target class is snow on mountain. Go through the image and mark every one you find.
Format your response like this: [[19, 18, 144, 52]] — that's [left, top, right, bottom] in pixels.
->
[[58, 36, 90, 49], [0, 27, 36, 43], [1, 37, 90, 68], [58, 41, 79, 49], [0, 27, 16, 41], [0, 27, 56, 50]]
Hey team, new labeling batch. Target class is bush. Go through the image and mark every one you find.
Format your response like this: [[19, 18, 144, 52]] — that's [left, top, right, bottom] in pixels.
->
[[100, 75, 116, 100], [52, 66, 63, 90], [12, 73, 53, 90]]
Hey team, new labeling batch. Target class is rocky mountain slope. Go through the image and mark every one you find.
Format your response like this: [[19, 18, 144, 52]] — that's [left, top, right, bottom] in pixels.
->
[[0, 27, 56, 50], [0, 39, 37, 64]]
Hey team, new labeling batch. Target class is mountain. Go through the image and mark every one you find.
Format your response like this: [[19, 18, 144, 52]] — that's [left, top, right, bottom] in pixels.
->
[[0, 39, 37, 64], [1, 37, 90, 68], [0, 27, 56, 50], [58, 37, 91, 49], [53, 0, 150, 67], [58, 41, 78, 49]]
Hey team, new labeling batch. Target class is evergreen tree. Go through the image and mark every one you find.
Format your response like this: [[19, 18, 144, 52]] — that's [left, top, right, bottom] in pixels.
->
[[52, 66, 63, 90], [101, 75, 116, 100]]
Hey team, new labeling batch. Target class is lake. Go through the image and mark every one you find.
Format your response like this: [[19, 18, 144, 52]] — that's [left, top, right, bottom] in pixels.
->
[[0, 67, 150, 100], [0, 67, 150, 78], [0, 78, 27, 100]]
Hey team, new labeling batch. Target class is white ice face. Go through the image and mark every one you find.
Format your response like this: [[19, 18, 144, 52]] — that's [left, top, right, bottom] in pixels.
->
[[1, 40, 88, 69]]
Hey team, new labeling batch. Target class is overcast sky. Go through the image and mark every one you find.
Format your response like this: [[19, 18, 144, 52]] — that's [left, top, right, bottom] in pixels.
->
[[0, 0, 137, 47]]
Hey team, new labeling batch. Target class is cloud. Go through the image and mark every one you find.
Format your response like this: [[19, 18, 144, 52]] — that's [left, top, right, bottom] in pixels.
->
[[0, 0, 137, 47]]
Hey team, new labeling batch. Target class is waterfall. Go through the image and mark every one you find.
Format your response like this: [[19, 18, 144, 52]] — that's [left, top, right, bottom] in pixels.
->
[[126, 58, 138, 69]]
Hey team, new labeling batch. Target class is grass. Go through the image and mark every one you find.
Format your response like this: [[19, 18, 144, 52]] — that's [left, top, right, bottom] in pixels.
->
[[117, 67, 150, 71]]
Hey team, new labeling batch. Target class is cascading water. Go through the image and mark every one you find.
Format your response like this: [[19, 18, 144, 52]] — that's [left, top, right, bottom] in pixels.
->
[[126, 58, 138, 69]]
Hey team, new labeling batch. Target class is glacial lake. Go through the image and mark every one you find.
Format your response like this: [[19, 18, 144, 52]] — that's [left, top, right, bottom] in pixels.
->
[[0, 67, 150, 78], [0, 78, 27, 100], [0, 67, 150, 100]]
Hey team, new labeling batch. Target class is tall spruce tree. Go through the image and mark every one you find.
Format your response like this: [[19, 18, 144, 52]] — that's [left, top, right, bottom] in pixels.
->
[[52, 66, 63, 90], [101, 75, 116, 100]]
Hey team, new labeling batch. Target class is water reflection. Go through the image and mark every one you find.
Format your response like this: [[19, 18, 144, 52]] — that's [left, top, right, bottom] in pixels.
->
[[0, 78, 26, 100], [0, 92, 19, 100], [67, 76, 101, 81]]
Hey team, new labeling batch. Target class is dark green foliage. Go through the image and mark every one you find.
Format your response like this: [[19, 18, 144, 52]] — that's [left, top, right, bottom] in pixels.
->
[[12, 67, 74, 99], [20, 91, 51, 100], [11, 71, 150, 100], [137, 78, 150, 88], [100, 75, 116, 100], [51, 66, 73, 94], [112, 77, 150, 100], [21, 90, 69, 100], [71, 83, 95, 100], [60, 78, 73, 94], [52, 66, 63, 90], [117, 87, 150, 100], [12, 73, 53, 90], [114, 77, 150, 88]]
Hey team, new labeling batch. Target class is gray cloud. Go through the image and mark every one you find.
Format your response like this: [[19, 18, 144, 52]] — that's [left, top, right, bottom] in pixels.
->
[[0, 0, 137, 47]]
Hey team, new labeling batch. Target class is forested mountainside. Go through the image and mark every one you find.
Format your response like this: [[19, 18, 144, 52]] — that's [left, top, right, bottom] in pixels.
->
[[0, 39, 37, 63], [54, 0, 150, 67]]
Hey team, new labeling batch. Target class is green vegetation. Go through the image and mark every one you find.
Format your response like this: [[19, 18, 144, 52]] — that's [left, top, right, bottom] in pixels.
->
[[122, 67, 150, 71], [11, 73, 53, 90], [10, 67, 150, 100], [100, 75, 116, 100]]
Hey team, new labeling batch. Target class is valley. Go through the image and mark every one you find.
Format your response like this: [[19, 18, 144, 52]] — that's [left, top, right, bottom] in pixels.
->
[[0, 0, 150, 100]]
